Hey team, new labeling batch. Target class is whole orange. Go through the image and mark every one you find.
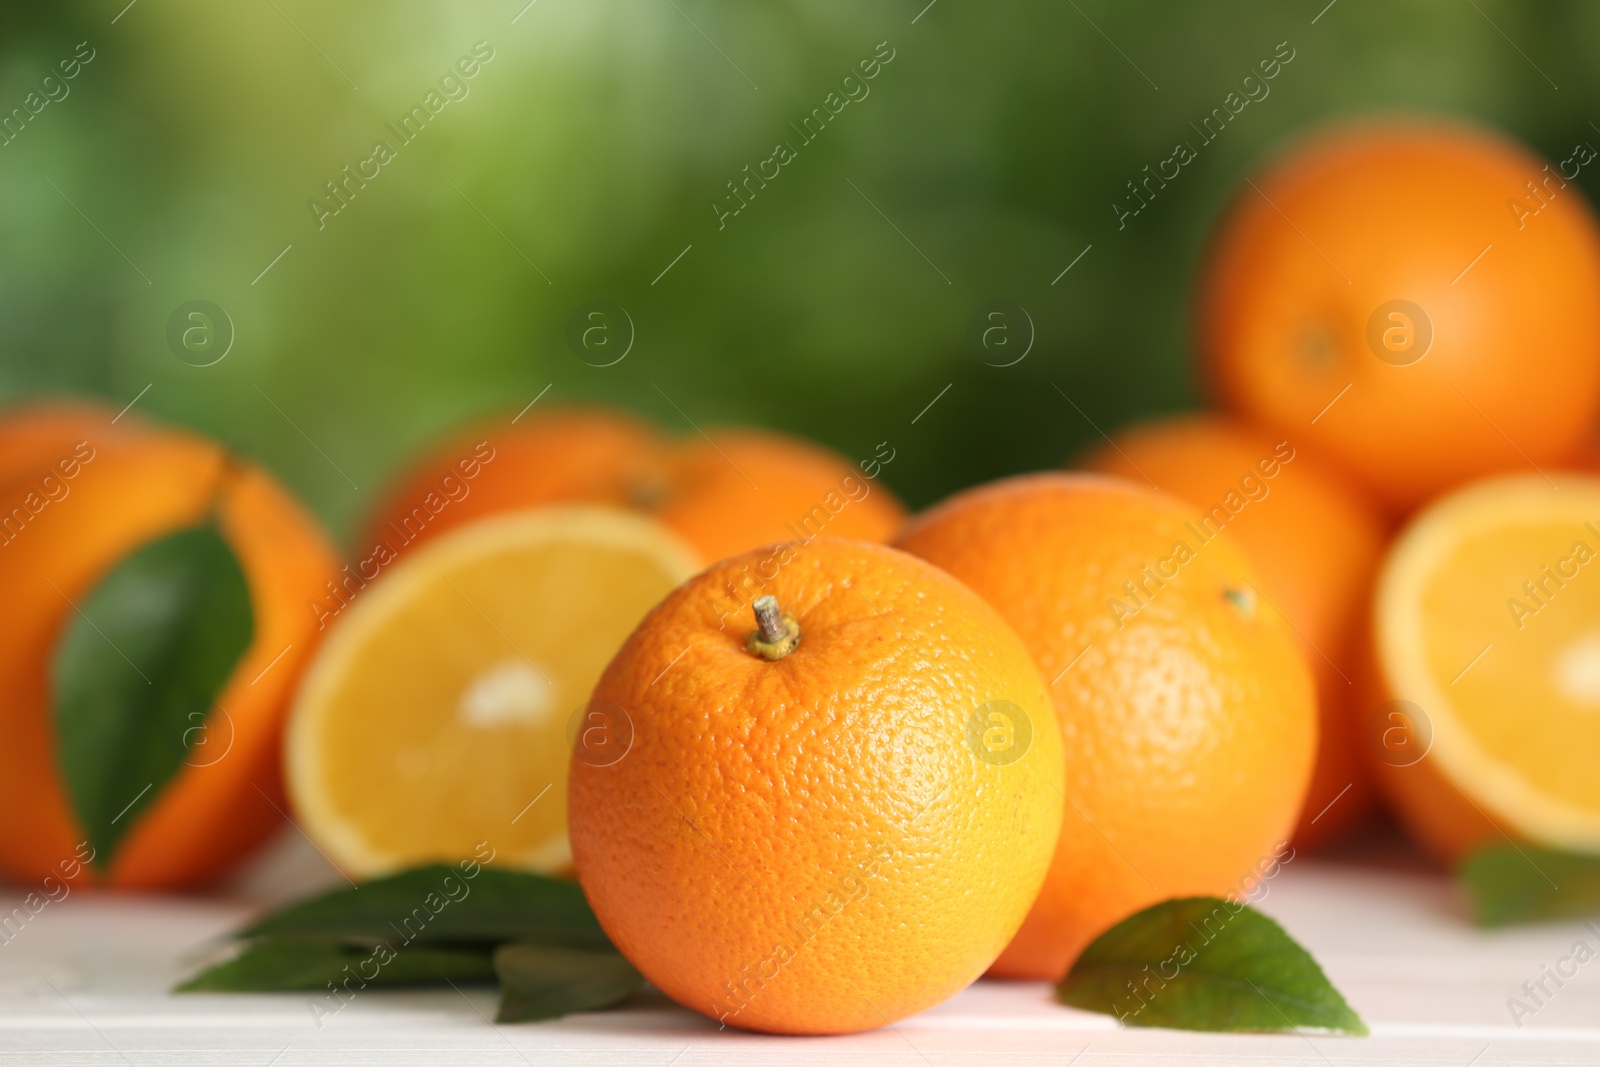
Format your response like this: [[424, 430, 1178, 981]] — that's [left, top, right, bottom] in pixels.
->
[[365, 406, 657, 536], [362, 407, 904, 565], [1077, 414, 1387, 849], [569, 538, 1064, 1034], [1199, 120, 1600, 511], [897, 474, 1315, 979], [650, 428, 903, 564], [0, 404, 336, 890]]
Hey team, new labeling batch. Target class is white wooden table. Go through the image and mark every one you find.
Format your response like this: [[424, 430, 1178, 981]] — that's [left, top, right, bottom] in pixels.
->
[[3, 831, 1596, 1066]]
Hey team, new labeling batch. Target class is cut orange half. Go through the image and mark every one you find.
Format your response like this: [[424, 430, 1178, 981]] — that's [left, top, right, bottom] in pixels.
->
[[286, 506, 699, 877], [1374, 475, 1600, 860]]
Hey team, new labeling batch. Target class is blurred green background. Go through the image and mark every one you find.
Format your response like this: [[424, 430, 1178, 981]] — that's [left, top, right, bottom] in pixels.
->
[[3, 0, 1597, 543]]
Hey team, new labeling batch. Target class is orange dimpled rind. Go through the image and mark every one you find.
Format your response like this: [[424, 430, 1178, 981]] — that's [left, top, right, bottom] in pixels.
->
[[569, 537, 1065, 1034]]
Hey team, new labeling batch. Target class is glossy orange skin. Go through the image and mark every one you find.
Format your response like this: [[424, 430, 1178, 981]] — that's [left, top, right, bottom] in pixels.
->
[[0, 404, 337, 890], [569, 539, 1065, 1034], [362, 408, 905, 565], [1077, 414, 1388, 849], [1200, 121, 1600, 512], [897, 474, 1315, 980]]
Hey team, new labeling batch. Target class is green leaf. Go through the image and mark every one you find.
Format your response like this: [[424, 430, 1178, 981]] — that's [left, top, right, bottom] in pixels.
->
[[1057, 896, 1367, 1035], [51, 523, 254, 863], [1461, 843, 1600, 926], [177, 866, 638, 1019], [493, 942, 642, 1023], [241, 865, 612, 950], [176, 937, 496, 992]]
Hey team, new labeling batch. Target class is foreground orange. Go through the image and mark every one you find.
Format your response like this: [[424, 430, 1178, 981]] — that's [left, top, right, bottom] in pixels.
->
[[1199, 121, 1600, 511], [362, 407, 904, 565], [0, 404, 335, 890], [569, 538, 1064, 1034], [898, 474, 1315, 979], [1078, 415, 1387, 848], [1367, 475, 1600, 864]]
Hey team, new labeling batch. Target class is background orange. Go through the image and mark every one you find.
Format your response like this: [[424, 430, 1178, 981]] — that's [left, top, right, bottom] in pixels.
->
[[1078, 414, 1387, 849], [362, 408, 905, 566], [0, 405, 336, 890], [1200, 121, 1600, 512], [899, 473, 1316, 979]]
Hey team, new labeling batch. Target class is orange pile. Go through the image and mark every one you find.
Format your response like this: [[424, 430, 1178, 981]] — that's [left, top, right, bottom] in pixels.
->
[[8, 113, 1600, 1038]]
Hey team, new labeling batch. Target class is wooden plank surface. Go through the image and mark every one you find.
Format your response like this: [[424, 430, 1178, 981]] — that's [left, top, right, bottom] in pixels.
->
[[2, 834, 1596, 1065]]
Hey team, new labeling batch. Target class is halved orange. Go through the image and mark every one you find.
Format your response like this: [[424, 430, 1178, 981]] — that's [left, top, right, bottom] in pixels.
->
[[1372, 475, 1600, 861], [286, 506, 699, 877]]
